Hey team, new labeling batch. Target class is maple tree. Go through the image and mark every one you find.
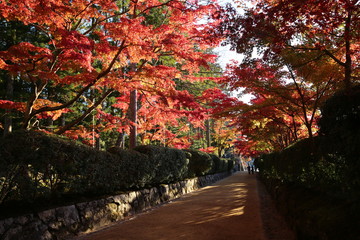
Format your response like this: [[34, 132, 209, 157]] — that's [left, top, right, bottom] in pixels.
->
[[209, 118, 238, 157], [208, 0, 360, 156], [0, 0, 224, 147], [0, 20, 52, 136], [196, 87, 242, 156], [220, 0, 360, 89], [217, 54, 343, 156], [227, 54, 341, 131]]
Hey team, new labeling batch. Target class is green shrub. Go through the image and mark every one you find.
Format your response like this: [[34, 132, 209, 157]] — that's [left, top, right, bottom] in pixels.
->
[[106, 147, 152, 189], [0, 130, 82, 203], [227, 158, 235, 172], [209, 154, 221, 173], [0, 131, 226, 210], [219, 158, 229, 172], [318, 85, 360, 137], [0, 131, 142, 202], [68, 146, 119, 195], [257, 134, 360, 198], [208, 154, 234, 173], [183, 149, 212, 177], [134, 145, 188, 184]]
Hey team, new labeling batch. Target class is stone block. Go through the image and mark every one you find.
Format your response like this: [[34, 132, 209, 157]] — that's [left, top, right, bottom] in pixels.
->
[[14, 215, 32, 225], [112, 193, 128, 205], [148, 187, 160, 206], [0, 217, 14, 235], [3, 225, 23, 240], [55, 205, 80, 227], [38, 209, 56, 223]]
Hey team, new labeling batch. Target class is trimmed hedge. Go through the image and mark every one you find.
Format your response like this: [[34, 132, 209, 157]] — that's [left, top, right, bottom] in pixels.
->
[[183, 149, 213, 177], [255, 135, 359, 198], [318, 85, 360, 137], [256, 136, 360, 240], [0, 131, 234, 211], [182, 150, 235, 177], [209, 154, 221, 174], [262, 178, 360, 240], [256, 86, 360, 198], [133, 145, 188, 184], [256, 86, 360, 239], [103, 147, 152, 190], [0, 130, 125, 203], [226, 158, 235, 172], [0, 130, 81, 202]]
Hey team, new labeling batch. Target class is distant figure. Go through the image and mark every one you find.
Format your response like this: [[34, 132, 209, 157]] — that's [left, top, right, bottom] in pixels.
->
[[247, 165, 251, 174], [251, 166, 255, 174]]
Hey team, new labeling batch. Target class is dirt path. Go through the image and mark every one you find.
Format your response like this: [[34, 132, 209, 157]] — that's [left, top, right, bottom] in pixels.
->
[[75, 172, 295, 240]]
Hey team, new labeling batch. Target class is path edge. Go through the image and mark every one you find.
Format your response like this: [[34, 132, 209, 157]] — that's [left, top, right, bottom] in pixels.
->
[[0, 172, 234, 240]]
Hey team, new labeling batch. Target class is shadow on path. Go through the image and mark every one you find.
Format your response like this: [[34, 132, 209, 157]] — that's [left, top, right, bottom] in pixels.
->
[[75, 172, 289, 240]]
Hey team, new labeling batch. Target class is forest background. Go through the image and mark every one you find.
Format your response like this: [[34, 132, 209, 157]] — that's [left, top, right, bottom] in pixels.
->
[[0, 0, 359, 158], [1, 1, 359, 239]]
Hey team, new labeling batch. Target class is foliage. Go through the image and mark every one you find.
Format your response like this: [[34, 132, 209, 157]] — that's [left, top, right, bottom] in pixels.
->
[[216, 42, 343, 156], [0, 130, 233, 209], [133, 145, 188, 184], [220, 0, 359, 88], [0, 0, 223, 150], [256, 86, 360, 198], [0, 130, 97, 203], [212, 0, 360, 156], [318, 85, 360, 137], [183, 149, 213, 177], [262, 177, 360, 240]]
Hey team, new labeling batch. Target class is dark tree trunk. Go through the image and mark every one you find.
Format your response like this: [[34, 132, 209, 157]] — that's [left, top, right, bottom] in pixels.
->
[[3, 74, 13, 136], [129, 90, 137, 149], [116, 132, 125, 148], [205, 119, 211, 148]]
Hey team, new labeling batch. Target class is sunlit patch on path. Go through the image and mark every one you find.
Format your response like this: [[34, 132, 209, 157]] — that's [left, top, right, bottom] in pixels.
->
[[75, 172, 270, 240]]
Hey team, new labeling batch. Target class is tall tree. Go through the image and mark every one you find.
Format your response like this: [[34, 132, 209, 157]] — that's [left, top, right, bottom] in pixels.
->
[[0, 20, 49, 135], [0, 0, 222, 142], [224, 54, 342, 139], [220, 0, 360, 89]]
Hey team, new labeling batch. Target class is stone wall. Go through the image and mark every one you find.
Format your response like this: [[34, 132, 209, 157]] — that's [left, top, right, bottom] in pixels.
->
[[0, 172, 231, 240]]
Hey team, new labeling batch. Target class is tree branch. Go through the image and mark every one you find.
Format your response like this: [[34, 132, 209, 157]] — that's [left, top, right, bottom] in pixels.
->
[[29, 40, 127, 120], [55, 89, 114, 135]]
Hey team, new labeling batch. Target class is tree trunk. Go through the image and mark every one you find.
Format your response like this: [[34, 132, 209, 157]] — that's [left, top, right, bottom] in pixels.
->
[[95, 137, 101, 150], [116, 132, 125, 148], [23, 80, 47, 129], [344, 9, 352, 90], [60, 115, 66, 126], [205, 119, 211, 148], [46, 86, 55, 130], [129, 89, 137, 149], [3, 74, 13, 136]]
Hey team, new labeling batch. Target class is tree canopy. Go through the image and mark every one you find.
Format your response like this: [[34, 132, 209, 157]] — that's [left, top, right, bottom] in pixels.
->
[[214, 0, 360, 156], [1, 0, 359, 157], [0, 0, 232, 151]]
